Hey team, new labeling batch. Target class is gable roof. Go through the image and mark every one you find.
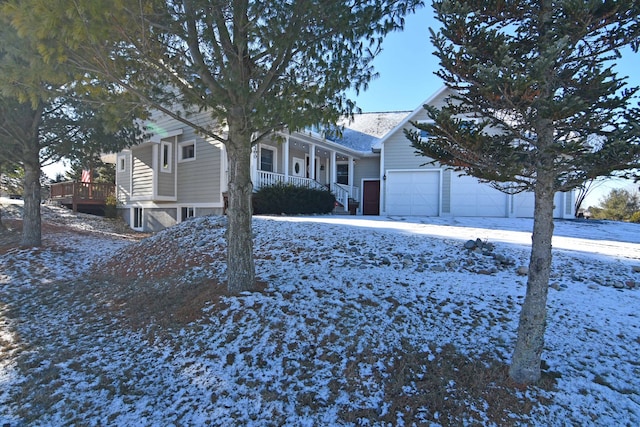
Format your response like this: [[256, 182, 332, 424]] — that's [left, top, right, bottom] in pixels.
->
[[329, 111, 411, 153], [371, 85, 449, 150]]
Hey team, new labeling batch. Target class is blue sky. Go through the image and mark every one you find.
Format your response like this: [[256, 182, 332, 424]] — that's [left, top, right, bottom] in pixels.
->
[[350, 6, 639, 207], [351, 6, 640, 113]]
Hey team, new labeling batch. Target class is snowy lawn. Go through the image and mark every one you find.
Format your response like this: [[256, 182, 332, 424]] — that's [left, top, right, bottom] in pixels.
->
[[1, 202, 639, 426]]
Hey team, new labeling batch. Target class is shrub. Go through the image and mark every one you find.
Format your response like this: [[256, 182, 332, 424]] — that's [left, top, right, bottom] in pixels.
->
[[253, 184, 335, 215], [589, 189, 639, 221], [104, 194, 118, 218], [629, 211, 640, 223]]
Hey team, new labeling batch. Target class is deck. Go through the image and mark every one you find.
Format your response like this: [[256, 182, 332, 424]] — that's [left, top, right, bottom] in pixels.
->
[[49, 182, 115, 214]]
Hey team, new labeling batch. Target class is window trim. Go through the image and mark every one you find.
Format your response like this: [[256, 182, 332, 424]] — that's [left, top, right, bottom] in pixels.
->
[[160, 141, 172, 173], [414, 120, 435, 140], [178, 140, 196, 163], [117, 154, 127, 172], [259, 145, 277, 172], [336, 162, 349, 185], [180, 206, 195, 222]]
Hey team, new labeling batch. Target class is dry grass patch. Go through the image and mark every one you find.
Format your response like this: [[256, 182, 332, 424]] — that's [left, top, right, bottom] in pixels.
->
[[337, 342, 556, 426]]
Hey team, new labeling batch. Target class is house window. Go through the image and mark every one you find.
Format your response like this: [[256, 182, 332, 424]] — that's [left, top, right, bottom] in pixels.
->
[[133, 207, 143, 230], [415, 121, 435, 140], [180, 206, 195, 222], [117, 155, 126, 172], [179, 141, 196, 162], [161, 141, 172, 173], [260, 146, 275, 172], [337, 163, 349, 185]]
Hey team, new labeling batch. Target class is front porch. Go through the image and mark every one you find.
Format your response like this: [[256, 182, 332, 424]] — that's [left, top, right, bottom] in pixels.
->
[[251, 132, 361, 213], [253, 171, 360, 213]]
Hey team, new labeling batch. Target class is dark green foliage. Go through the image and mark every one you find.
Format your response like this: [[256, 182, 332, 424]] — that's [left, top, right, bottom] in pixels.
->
[[589, 189, 639, 221], [254, 184, 335, 215], [411, 0, 640, 385], [406, 1, 640, 194], [65, 161, 116, 184]]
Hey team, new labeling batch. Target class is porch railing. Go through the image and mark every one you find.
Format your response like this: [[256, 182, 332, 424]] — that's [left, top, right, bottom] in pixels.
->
[[334, 183, 359, 202], [332, 183, 360, 210], [254, 171, 360, 212], [332, 184, 350, 209], [255, 170, 328, 191]]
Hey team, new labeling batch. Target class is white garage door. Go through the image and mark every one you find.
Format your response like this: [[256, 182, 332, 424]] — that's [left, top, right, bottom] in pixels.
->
[[450, 174, 508, 217], [514, 192, 563, 218], [386, 171, 439, 216]]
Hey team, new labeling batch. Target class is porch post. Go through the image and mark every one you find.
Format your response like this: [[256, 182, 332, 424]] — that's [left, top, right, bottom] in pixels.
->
[[309, 143, 316, 180], [348, 156, 354, 191], [250, 145, 258, 187], [284, 135, 290, 180], [330, 151, 337, 189]]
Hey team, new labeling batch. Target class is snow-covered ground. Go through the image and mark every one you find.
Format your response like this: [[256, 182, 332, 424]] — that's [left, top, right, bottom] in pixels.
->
[[1, 199, 639, 426]]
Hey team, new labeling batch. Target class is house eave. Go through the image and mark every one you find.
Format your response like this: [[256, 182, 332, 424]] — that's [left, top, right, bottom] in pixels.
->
[[283, 130, 369, 158], [372, 85, 449, 150]]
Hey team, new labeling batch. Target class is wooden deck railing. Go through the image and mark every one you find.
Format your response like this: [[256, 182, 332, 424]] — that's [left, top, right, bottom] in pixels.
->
[[49, 182, 115, 202]]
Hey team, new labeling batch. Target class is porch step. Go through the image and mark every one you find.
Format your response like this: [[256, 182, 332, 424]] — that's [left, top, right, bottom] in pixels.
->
[[332, 198, 358, 215], [332, 208, 352, 215]]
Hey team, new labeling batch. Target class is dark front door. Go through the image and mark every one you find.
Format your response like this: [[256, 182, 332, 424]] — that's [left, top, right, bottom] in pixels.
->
[[362, 180, 380, 215]]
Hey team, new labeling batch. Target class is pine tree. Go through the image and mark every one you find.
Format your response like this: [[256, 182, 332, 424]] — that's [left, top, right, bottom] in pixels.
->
[[589, 188, 639, 221], [0, 20, 141, 246], [407, 0, 640, 383], [6, 0, 423, 292]]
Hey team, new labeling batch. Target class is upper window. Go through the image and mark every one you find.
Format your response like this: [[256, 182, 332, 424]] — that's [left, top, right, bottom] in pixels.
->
[[179, 140, 196, 162], [161, 141, 172, 173], [117, 155, 126, 172], [414, 120, 435, 140], [260, 147, 275, 172]]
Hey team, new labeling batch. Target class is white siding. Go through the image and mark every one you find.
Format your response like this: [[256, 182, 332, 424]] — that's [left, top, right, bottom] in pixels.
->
[[148, 109, 224, 204], [131, 145, 154, 198], [115, 152, 131, 204], [354, 157, 379, 186], [176, 137, 223, 203], [157, 141, 176, 198]]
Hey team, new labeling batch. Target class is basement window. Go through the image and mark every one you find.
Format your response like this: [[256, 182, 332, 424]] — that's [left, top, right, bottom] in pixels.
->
[[132, 208, 143, 231], [180, 206, 195, 222]]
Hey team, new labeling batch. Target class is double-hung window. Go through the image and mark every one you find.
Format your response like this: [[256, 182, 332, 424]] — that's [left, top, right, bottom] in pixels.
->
[[260, 147, 275, 172], [337, 163, 349, 185]]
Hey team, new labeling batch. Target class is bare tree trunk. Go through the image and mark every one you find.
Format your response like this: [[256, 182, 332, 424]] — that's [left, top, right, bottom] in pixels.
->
[[225, 112, 256, 293], [0, 162, 5, 232], [21, 137, 42, 247], [574, 178, 594, 216], [509, 175, 555, 384]]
